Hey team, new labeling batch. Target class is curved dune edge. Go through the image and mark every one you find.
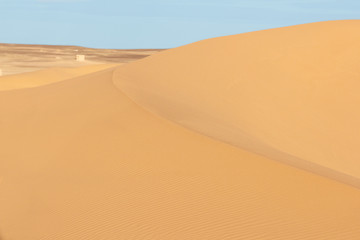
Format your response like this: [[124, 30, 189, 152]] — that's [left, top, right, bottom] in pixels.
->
[[0, 64, 119, 90], [1, 67, 360, 239], [113, 20, 360, 188]]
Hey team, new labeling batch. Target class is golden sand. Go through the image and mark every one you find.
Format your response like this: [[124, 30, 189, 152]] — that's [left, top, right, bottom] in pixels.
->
[[1, 20, 360, 239]]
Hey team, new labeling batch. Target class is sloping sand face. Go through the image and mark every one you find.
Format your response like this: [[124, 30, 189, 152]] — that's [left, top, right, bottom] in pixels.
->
[[1, 67, 360, 239], [113, 20, 360, 187]]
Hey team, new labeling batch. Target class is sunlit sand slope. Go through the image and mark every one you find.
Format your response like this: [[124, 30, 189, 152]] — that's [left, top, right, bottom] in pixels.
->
[[113, 20, 360, 187], [0, 64, 118, 90], [1, 67, 360, 239]]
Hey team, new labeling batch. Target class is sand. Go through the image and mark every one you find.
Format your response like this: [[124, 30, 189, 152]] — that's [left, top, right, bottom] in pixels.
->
[[1, 20, 360, 239], [114, 20, 360, 188], [0, 64, 118, 90]]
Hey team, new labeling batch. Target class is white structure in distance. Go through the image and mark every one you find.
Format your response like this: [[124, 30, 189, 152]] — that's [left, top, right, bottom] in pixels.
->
[[76, 55, 86, 62]]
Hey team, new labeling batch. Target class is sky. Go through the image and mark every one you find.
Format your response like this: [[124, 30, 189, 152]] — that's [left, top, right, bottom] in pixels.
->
[[0, 0, 359, 49]]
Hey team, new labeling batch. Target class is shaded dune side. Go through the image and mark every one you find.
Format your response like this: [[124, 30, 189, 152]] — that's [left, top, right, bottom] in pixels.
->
[[1, 68, 360, 239], [0, 64, 118, 90], [113, 20, 360, 187]]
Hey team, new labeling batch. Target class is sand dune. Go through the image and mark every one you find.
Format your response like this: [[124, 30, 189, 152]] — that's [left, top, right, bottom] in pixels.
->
[[0, 64, 118, 90], [113, 20, 360, 187], [1, 20, 360, 239]]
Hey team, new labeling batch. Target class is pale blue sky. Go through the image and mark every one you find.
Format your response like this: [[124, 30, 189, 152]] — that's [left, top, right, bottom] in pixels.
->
[[1, 0, 359, 49]]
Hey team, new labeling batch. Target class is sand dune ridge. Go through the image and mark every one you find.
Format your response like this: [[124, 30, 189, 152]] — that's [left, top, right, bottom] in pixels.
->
[[1, 20, 360, 239], [113, 20, 360, 188]]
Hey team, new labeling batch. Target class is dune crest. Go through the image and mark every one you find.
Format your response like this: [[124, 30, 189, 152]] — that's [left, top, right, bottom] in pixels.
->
[[113, 20, 360, 187]]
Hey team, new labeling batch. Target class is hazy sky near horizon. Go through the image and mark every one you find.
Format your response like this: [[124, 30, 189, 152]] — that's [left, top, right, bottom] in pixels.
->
[[1, 0, 359, 48]]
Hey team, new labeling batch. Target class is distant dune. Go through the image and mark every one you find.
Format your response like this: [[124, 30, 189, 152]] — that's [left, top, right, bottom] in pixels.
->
[[0, 64, 118, 90], [1, 20, 360, 239]]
